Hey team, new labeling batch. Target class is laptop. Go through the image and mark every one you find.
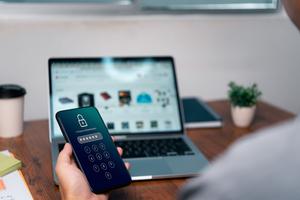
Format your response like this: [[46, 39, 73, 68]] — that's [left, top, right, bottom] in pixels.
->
[[48, 56, 209, 183]]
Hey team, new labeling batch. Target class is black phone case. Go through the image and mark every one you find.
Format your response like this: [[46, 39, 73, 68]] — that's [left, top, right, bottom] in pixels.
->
[[56, 107, 131, 194]]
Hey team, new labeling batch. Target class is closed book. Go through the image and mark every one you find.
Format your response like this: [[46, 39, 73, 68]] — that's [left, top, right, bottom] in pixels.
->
[[182, 97, 222, 128], [0, 152, 22, 177]]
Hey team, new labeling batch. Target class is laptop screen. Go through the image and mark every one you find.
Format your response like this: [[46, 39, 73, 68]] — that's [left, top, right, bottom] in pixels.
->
[[49, 57, 183, 138]]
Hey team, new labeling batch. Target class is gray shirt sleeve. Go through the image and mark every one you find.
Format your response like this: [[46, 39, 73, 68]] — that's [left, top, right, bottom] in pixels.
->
[[179, 117, 300, 200]]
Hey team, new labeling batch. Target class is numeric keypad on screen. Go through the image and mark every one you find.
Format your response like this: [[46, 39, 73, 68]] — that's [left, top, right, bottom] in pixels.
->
[[84, 142, 115, 180]]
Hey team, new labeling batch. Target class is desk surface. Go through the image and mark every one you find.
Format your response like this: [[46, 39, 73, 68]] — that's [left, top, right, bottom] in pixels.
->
[[0, 100, 295, 200]]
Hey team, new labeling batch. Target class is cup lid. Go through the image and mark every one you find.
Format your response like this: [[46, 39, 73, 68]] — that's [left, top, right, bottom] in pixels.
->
[[0, 84, 26, 99]]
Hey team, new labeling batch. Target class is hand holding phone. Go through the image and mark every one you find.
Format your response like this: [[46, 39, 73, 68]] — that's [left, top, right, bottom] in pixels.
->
[[56, 107, 132, 194]]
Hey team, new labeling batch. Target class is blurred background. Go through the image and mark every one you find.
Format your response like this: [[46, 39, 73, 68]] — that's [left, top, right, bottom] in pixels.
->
[[0, 0, 299, 120]]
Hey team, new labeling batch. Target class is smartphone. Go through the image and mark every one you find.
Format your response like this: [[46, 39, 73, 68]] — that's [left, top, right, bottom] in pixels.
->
[[55, 107, 132, 194]]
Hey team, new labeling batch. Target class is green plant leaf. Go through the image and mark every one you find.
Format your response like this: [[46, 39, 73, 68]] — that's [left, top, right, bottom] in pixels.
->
[[228, 81, 262, 107]]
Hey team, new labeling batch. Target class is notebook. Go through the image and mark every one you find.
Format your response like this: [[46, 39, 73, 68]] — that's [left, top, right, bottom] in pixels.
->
[[182, 97, 222, 128], [0, 150, 33, 200], [0, 152, 21, 177]]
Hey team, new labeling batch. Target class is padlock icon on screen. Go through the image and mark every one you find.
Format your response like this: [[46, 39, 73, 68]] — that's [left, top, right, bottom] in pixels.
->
[[77, 114, 88, 128]]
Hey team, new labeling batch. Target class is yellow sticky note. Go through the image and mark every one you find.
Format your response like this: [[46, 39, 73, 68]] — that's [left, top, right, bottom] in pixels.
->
[[0, 152, 22, 177]]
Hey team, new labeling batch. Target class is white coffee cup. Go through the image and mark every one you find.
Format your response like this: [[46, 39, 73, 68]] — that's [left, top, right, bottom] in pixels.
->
[[0, 84, 26, 138]]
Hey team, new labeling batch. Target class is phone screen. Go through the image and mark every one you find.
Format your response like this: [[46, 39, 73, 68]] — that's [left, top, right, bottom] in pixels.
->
[[56, 107, 131, 193]]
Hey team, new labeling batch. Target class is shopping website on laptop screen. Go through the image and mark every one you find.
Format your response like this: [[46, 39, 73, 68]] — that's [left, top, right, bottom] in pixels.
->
[[50, 57, 183, 137]]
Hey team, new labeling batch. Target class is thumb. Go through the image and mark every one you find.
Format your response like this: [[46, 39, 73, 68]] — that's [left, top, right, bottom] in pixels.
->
[[57, 143, 73, 166]]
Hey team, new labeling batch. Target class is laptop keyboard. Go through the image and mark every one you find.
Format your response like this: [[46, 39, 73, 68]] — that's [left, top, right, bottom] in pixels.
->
[[114, 138, 195, 159]]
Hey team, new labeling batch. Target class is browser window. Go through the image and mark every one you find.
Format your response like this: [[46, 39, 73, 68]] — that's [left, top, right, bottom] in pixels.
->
[[50, 57, 182, 137]]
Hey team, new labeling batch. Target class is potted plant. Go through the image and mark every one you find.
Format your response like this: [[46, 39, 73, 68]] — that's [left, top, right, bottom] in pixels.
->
[[228, 81, 262, 127]]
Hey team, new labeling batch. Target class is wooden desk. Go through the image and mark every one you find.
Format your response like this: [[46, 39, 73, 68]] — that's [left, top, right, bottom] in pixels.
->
[[0, 100, 295, 200]]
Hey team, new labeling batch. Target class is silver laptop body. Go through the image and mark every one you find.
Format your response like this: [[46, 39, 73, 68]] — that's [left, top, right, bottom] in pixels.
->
[[48, 56, 209, 183]]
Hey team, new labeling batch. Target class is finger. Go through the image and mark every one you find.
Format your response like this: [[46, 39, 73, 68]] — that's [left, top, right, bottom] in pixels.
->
[[125, 162, 130, 170], [55, 143, 73, 174], [117, 147, 123, 156], [69, 153, 76, 165], [95, 193, 109, 199], [57, 143, 73, 164]]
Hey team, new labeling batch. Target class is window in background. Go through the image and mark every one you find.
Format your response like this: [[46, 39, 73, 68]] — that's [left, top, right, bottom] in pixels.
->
[[1, 0, 131, 3], [140, 0, 278, 10], [0, 0, 278, 12]]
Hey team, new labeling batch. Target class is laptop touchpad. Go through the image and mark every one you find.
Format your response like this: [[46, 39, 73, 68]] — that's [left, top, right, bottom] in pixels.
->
[[128, 159, 172, 176]]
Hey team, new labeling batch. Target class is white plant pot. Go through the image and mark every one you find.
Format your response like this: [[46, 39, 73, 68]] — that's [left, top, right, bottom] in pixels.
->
[[231, 105, 256, 128]]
